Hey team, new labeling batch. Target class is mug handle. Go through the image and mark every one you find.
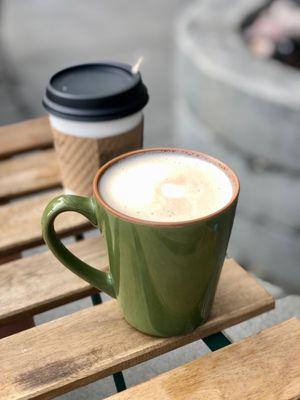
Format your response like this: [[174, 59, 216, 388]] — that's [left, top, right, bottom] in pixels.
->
[[41, 195, 116, 298]]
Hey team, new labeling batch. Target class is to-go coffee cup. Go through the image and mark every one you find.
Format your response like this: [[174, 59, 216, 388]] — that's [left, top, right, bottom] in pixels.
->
[[43, 62, 149, 196]]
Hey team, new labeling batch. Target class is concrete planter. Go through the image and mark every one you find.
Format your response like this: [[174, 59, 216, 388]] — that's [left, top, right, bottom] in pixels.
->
[[176, 0, 300, 171], [175, 0, 300, 292]]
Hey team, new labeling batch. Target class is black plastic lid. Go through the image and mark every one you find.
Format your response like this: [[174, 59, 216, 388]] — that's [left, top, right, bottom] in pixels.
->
[[42, 62, 149, 121]]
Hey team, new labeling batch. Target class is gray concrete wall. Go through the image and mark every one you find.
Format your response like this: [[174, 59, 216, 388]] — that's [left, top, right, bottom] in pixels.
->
[[174, 0, 300, 292], [0, 0, 188, 147]]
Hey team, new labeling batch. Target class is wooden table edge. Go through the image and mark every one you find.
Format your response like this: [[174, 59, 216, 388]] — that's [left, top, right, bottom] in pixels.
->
[[0, 222, 92, 258], [21, 295, 275, 399], [0, 286, 99, 326]]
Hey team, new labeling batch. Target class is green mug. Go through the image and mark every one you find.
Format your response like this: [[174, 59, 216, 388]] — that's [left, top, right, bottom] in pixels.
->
[[42, 148, 239, 337]]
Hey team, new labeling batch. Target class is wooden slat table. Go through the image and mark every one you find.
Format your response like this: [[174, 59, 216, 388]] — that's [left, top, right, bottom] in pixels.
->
[[0, 251, 273, 329], [107, 319, 300, 400], [0, 149, 60, 201], [0, 117, 94, 259], [0, 259, 274, 400], [0, 116, 52, 159], [0, 116, 288, 400], [0, 190, 93, 258], [0, 237, 106, 326]]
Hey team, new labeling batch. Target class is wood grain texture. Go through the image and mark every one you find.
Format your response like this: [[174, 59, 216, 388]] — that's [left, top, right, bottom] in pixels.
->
[[109, 318, 300, 400], [0, 190, 92, 257], [0, 237, 107, 325], [0, 149, 61, 201], [0, 259, 274, 400], [0, 117, 52, 159]]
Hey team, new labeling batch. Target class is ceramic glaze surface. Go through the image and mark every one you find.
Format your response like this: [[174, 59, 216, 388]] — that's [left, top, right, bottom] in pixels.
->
[[42, 149, 239, 337], [96, 201, 236, 336]]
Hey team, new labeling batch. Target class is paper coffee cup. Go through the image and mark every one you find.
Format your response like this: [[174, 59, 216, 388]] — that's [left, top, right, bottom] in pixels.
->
[[43, 62, 149, 196]]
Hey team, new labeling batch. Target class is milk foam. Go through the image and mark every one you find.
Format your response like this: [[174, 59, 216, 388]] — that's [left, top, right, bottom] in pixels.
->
[[99, 152, 233, 222]]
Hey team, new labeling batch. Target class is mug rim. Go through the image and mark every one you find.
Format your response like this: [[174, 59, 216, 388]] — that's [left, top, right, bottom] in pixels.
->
[[93, 147, 240, 227]]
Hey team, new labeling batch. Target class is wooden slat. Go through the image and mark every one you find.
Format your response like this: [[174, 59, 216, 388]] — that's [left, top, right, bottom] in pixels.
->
[[0, 149, 61, 201], [0, 252, 21, 264], [0, 237, 107, 325], [0, 190, 92, 257], [0, 240, 272, 327], [108, 319, 300, 400], [0, 317, 35, 339], [0, 117, 52, 159], [0, 260, 274, 400]]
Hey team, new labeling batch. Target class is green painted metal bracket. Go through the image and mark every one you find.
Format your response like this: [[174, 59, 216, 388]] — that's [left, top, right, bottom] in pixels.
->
[[202, 331, 232, 351]]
